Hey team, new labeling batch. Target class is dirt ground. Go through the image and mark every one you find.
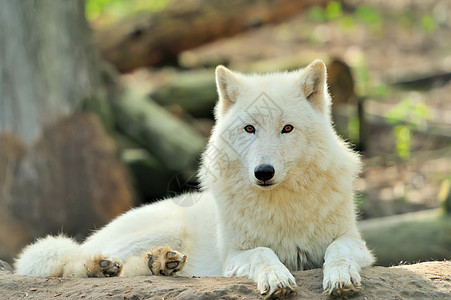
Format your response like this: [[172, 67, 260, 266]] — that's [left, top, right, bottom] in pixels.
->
[[1, 261, 450, 299]]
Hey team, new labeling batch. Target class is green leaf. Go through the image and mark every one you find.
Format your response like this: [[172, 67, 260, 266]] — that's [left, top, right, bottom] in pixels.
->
[[326, 1, 342, 20], [421, 14, 436, 32]]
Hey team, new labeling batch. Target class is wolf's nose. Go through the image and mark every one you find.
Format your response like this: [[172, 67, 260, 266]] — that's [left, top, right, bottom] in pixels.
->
[[254, 164, 275, 181]]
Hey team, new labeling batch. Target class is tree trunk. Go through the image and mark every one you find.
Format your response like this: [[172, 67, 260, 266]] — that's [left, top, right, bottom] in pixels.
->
[[0, 1, 102, 142], [0, 0, 133, 262]]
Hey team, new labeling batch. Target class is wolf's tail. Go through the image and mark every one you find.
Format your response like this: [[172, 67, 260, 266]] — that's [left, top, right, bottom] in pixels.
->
[[15, 235, 80, 277]]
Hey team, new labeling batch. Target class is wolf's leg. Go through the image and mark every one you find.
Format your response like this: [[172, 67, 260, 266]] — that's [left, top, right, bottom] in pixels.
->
[[15, 235, 123, 278], [62, 254, 123, 278], [322, 236, 374, 296], [224, 247, 298, 298], [121, 245, 187, 277]]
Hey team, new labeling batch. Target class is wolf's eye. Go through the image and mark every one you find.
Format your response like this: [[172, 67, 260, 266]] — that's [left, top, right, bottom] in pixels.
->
[[244, 125, 255, 134], [281, 124, 294, 134]]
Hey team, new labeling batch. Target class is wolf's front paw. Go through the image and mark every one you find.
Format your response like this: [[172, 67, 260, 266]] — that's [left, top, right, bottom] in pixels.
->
[[257, 265, 298, 299], [90, 257, 123, 278], [148, 246, 187, 276], [322, 260, 361, 296]]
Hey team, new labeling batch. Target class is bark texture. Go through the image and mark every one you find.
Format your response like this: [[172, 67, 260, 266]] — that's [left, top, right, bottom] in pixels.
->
[[0, 0, 133, 262]]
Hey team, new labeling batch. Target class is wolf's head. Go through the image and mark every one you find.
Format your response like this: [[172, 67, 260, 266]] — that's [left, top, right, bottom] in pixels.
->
[[200, 60, 356, 194]]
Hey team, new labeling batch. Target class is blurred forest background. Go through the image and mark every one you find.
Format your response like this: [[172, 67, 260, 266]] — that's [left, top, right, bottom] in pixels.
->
[[0, 0, 450, 267]]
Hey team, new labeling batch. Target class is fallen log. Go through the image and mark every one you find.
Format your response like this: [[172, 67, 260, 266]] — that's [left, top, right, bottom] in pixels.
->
[[111, 88, 206, 173], [149, 58, 355, 120], [151, 69, 217, 119], [359, 209, 451, 266], [94, 0, 331, 72], [391, 72, 451, 90], [121, 148, 199, 203]]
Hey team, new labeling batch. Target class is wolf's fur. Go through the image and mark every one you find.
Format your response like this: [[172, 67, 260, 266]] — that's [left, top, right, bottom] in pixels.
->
[[15, 60, 374, 297]]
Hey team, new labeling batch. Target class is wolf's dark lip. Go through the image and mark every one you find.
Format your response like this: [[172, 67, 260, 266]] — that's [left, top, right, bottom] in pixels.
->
[[257, 182, 274, 187]]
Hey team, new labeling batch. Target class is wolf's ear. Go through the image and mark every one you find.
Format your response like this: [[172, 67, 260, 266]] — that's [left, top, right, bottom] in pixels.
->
[[215, 65, 240, 119], [301, 59, 331, 114]]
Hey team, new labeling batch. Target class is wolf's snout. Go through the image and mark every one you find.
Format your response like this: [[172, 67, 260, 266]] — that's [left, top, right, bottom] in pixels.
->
[[254, 164, 275, 181]]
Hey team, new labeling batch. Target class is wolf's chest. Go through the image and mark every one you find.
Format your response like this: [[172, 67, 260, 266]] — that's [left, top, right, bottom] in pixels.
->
[[219, 189, 337, 270], [231, 210, 330, 271], [252, 226, 326, 270]]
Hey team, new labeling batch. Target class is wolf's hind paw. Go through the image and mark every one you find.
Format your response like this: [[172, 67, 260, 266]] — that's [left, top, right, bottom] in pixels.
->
[[99, 259, 122, 277], [147, 246, 187, 276], [90, 257, 123, 277]]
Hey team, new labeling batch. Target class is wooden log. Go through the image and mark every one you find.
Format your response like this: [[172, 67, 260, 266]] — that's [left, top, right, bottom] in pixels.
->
[[123, 149, 172, 202], [151, 69, 217, 119], [149, 58, 356, 119], [94, 0, 331, 72], [111, 88, 206, 173], [359, 209, 451, 266], [122, 148, 201, 203], [391, 72, 451, 90], [439, 179, 451, 215]]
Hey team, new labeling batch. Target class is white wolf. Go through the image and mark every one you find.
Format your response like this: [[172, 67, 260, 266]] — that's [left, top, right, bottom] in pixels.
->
[[15, 60, 374, 297]]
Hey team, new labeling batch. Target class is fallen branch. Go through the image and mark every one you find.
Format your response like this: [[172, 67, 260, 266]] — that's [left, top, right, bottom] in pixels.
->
[[94, 0, 330, 72]]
